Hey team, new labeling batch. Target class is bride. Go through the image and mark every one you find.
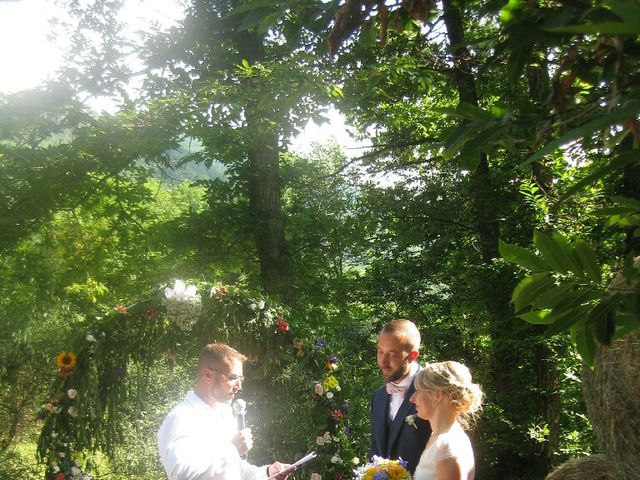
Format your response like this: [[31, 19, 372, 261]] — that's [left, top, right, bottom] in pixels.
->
[[410, 361, 484, 480]]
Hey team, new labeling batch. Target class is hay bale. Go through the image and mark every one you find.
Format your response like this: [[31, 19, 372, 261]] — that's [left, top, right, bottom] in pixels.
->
[[581, 256, 640, 480], [544, 455, 616, 480], [582, 332, 640, 480]]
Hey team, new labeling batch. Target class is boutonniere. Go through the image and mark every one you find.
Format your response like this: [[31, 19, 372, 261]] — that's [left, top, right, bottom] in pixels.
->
[[405, 414, 418, 429]]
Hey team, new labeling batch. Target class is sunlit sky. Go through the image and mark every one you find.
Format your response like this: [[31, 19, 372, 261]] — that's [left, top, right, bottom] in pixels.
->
[[0, 0, 362, 154], [0, 0, 63, 93]]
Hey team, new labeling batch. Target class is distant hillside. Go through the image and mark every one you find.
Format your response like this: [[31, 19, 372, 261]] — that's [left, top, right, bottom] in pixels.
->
[[154, 139, 227, 183]]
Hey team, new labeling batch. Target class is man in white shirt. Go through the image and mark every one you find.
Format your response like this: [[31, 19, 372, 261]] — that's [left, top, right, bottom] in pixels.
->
[[157, 342, 290, 480], [370, 319, 432, 474]]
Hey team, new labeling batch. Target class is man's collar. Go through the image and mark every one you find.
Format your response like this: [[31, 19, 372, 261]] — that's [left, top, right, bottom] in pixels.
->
[[188, 390, 230, 412]]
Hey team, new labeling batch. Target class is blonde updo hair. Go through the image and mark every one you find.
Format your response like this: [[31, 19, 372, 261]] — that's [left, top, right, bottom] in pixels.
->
[[414, 361, 484, 429]]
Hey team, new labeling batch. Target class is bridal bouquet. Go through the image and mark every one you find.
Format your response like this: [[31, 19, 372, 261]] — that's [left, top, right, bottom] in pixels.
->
[[353, 456, 412, 480]]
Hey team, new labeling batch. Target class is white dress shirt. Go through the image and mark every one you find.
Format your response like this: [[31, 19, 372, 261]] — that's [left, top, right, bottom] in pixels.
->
[[157, 391, 267, 480], [388, 362, 420, 421]]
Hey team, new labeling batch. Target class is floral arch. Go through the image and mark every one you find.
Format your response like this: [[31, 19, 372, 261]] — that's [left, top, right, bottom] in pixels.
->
[[37, 279, 370, 480]]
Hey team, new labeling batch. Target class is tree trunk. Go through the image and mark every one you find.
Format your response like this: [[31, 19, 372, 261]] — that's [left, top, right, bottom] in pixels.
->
[[246, 121, 293, 301], [440, 0, 498, 264], [526, 45, 563, 468], [234, 29, 294, 301]]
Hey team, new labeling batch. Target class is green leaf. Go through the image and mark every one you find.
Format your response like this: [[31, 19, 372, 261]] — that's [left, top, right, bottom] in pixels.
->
[[226, 0, 283, 16], [518, 309, 555, 324], [573, 240, 602, 282], [548, 21, 640, 35], [258, 12, 283, 33], [608, 0, 640, 17], [571, 320, 597, 367], [442, 123, 476, 160], [595, 206, 639, 216], [238, 8, 274, 31], [589, 303, 617, 345], [560, 150, 639, 201], [533, 230, 569, 273], [457, 124, 508, 171], [544, 304, 592, 337], [605, 213, 640, 228], [551, 287, 597, 313], [436, 102, 496, 121], [499, 239, 550, 271], [512, 273, 555, 312], [552, 232, 583, 275], [523, 100, 640, 166], [611, 195, 640, 210], [359, 23, 378, 48], [531, 282, 577, 309]]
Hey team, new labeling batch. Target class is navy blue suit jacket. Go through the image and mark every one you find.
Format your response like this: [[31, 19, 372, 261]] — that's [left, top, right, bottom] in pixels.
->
[[369, 383, 432, 474]]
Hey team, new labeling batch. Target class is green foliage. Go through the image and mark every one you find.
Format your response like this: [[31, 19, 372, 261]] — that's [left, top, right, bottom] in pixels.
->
[[501, 229, 640, 365], [8, 0, 637, 475], [0, 445, 43, 480]]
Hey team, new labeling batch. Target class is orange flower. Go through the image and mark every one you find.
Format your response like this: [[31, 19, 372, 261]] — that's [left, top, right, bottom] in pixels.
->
[[55, 351, 77, 369], [114, 303, 128, 314]]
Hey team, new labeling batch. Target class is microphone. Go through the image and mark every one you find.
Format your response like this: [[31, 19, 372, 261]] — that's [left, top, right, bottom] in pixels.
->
[[232, 399, 247, 429]]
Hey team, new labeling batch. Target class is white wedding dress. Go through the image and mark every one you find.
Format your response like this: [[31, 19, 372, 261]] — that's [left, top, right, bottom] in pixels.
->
[[413, 422, 475, 480]]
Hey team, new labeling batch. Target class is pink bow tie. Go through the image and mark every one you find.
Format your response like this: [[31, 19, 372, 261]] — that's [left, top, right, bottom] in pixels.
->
[[386, 382, 408, 396]]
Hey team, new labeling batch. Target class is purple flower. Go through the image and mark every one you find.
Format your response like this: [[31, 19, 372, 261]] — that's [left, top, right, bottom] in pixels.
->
[[372, 472, 389, 480], [314, 338, 327, 348], [341, 403, 349, 413], [328, 355, 339, 364], [343, 426, 352, 437]]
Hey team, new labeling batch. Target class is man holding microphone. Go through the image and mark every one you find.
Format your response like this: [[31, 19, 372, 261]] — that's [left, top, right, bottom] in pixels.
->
[[157, 342, 290, 480]]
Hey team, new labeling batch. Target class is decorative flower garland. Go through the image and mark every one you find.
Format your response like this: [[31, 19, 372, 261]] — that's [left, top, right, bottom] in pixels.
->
[[307, 338, 361, 480], [38, 279, 296, 479], [39, 279, 380, 480], [40, 347, 94, 479]]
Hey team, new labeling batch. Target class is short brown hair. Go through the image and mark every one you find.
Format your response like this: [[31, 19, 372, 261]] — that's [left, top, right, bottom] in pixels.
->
[[197, 342, 247, 372], [380, 319, 421, 351]]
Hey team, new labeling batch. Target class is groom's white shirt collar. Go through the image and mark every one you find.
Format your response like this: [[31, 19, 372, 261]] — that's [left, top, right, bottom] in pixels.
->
[[387, 361, 420, 421]]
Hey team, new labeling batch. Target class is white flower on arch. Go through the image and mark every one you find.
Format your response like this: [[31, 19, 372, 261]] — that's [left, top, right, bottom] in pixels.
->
[[165, 279, 198, 301]]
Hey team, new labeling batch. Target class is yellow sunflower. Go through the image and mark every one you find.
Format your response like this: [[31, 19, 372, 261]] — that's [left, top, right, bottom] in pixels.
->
[[55, 351, 77, 369]]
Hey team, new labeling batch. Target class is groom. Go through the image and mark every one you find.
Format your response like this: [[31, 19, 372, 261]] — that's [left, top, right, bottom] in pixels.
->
[[370, 319, 431, 474]]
